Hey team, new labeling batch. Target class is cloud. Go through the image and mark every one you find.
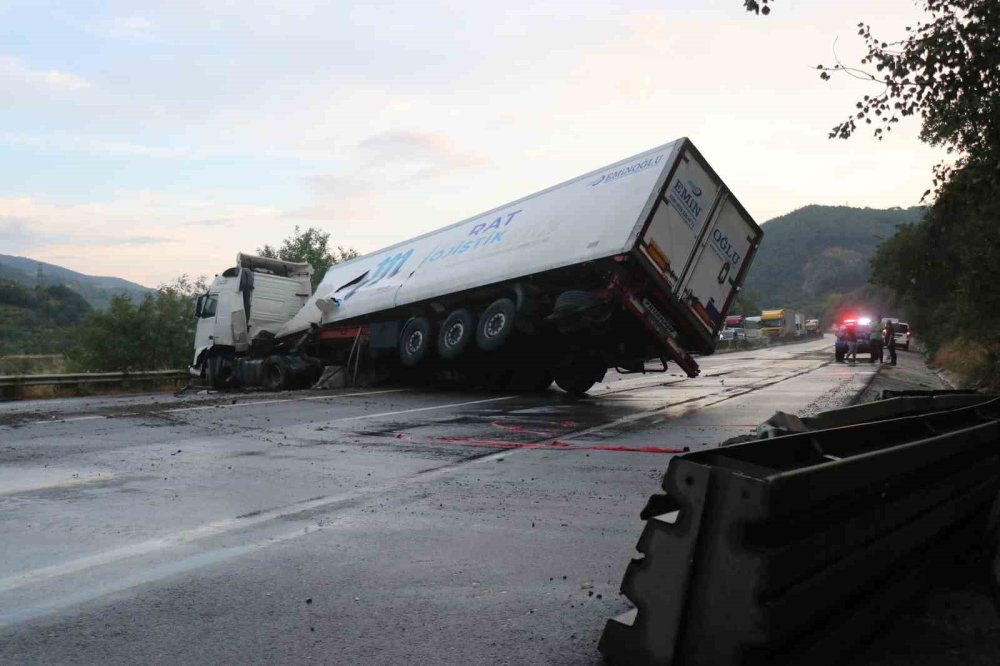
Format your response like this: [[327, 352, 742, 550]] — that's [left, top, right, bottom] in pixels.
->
[[92, 235, 177, 246], [89, 16, 157, 41], [0, 56, 90, 92], [298, 130, 490, 222], [356, 130, 490, 179], [1, 132, 192, 160], [0, 217, 43, 251], [0, 215, 174, 249]]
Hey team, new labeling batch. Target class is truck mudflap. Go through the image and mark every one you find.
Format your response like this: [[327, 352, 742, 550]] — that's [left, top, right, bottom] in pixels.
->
[[609, 272, 700, 378]]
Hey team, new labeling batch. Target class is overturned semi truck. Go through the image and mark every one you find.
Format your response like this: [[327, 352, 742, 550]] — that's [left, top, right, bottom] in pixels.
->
[[191, 138, 763, 395]]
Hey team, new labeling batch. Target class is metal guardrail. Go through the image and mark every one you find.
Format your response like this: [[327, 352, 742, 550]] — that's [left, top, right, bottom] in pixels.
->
[[0, 370, 188, 395], [600, 393, 1000, 666]]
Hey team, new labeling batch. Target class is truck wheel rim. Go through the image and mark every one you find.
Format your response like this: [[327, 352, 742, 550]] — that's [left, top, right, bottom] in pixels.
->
[[485, 313, 506, 338], [406, 330, 424, 354], [445, 322, 464, 347]]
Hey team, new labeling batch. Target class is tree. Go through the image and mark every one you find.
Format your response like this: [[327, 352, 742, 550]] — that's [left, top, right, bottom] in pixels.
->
[[67, 275, 207, 372], [747, 0, 999, 382], [258, 226, 359, 290], [814, 0, 1000, 196]]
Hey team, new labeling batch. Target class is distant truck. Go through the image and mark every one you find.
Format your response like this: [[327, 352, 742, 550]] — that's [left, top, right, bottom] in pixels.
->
[[804, 318, 821, 336], [720, 315, 761, 344], [192, 138, 763, 395], [760, 309, 800, 338]]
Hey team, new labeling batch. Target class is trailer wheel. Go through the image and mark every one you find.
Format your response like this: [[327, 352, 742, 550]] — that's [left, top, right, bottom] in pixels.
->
[[477, 298, 516, 352], [438, 309, 475, 360], [261, 356, 290, 391], [508, 367, 553, 392], [553, 368, 596, 396], [400, 317, 433, 366]]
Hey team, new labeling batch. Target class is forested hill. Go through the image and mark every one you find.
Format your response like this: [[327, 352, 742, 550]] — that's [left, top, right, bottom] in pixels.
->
[[741, 205, 924, 317], [0, 254, 149, 309], [0, 280, 92, 355]]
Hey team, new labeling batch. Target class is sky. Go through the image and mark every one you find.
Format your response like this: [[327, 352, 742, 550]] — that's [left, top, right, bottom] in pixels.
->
[[0, 0, 943, 287]]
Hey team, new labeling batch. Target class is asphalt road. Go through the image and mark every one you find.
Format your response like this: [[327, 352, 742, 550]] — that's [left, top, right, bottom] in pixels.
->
[[0, 335, 872, 665]]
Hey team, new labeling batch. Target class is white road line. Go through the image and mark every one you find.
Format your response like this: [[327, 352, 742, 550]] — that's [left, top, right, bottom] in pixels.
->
[[0, 361, 850, 620], [0, 396, 519, 596], [330, 395, 520, 422], [301, 388, 409, 400], [18, 388, 415, 424], [0, 493, 347, 594], [163, 398, 296, 413], [162, 388, 412, 413]]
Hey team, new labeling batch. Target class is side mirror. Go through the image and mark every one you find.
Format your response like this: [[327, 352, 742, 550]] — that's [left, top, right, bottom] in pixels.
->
[[195, 295, 205, 318]]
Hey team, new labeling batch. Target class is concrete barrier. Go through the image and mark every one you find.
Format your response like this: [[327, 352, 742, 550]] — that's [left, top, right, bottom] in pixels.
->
[[600, 396, 1000, 665]]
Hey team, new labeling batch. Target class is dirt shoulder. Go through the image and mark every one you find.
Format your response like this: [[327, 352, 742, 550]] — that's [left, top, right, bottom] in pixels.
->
[[851, 347, 1000, 665]]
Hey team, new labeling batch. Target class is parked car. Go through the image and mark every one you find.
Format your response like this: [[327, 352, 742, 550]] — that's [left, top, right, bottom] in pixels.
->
[[894, 321, 911, 351], [881, 318, 912, 351], [834, 319, 875, 363]]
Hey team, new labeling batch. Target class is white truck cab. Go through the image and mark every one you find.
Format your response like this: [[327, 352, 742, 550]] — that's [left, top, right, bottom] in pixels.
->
[[193, 253, 312, 386]]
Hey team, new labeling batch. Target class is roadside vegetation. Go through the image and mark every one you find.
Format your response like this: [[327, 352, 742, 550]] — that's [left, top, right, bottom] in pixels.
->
[[754, 0, 999, 386], [0, 280, 92, 356], [258, 225, 358, 291], [0, 227, 359, 375]]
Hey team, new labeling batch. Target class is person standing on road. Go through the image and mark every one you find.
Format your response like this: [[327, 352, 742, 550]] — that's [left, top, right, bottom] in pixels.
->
[[870, 323, 884, 364], [846, 323, 858, 364], [884, 320, 897, 366]]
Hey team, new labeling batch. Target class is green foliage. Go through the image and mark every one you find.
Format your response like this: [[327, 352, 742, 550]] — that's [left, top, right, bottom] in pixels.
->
[[815, 0, 999, 382], [730, 289, 760, 317], [66, 275, 208, 372], [258, 226, 359, 290], [742, 0, 774, 15], [873, 169, 1000, 362], [740, 205, 922, 321], [818, 0, 1000, 196], [0, 280, 92, 355]]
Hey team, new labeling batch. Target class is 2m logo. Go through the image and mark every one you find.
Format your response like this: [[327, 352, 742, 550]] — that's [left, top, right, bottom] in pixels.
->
[[341, 249, 414, 301]]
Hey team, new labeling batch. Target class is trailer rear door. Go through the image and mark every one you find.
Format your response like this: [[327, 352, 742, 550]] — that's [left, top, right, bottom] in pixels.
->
[[676, 194, 761, 333], [638, 149, 722, 287]]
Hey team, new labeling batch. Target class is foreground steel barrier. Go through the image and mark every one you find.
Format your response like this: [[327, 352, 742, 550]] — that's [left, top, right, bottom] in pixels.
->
[[600, 396, 1000, 666], [0, 370, 187, 399]]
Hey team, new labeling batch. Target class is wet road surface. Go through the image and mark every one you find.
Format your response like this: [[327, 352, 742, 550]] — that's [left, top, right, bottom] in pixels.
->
[[0, 336, 874, 664]]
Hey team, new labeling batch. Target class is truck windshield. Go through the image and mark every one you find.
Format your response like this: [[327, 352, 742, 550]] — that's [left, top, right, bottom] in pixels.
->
[[764, 318, 785, 328], [201, 294, 218, 319]]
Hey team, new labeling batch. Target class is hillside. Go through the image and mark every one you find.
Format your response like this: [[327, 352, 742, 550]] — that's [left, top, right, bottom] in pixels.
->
[[0, 280, 92, 355], [0, 254, 149, 309], [740, 205, 925, 321]]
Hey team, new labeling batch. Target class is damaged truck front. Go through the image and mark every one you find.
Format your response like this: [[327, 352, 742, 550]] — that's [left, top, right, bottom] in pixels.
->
[[194, 138, 763, 395]]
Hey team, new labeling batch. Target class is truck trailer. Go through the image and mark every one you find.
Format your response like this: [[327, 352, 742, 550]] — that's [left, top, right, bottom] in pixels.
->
[[192, 138, 763, 395], [760, 309, 800, 338]]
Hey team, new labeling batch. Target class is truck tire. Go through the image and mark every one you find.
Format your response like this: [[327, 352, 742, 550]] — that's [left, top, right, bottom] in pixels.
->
[[400, 317, 432, 367], [553, 290, 601, 313], [261, 356, 290, 391], [508, 367, 553, 392], [205, 354, 225, 389], [438, 309, 474, 360], [553, 355, 604, 396], [477, 298, 516, 352], [553, 367, 596, 396]]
